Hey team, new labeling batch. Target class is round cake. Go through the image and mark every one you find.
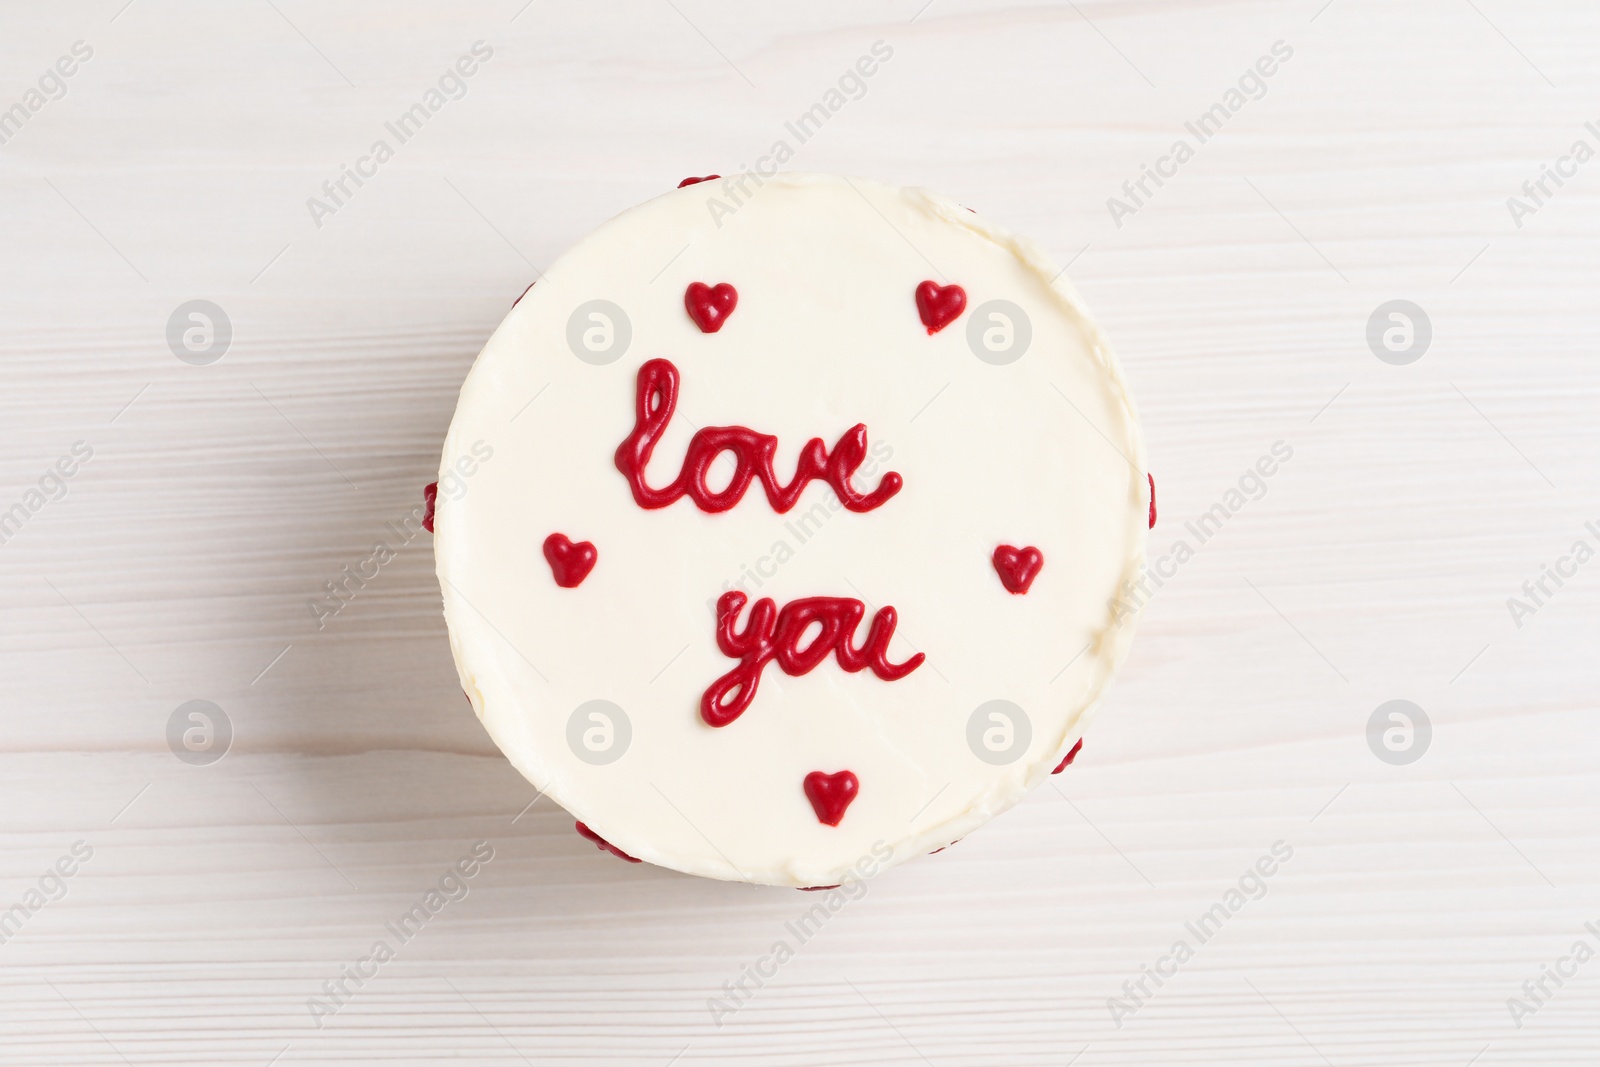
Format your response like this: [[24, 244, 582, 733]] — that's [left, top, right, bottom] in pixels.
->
[[434, 172, 1148, 888]]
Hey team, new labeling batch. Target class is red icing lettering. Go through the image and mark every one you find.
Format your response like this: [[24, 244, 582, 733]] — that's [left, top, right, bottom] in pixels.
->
[[915, 280, 966, 334], [543, 533, 597, 588], [992, 544, 1043, 594], [615, 359, 902, 515], [701, 592, 923, 727], [803, 770, 859, 826], [575, 821, 641, 863], [685, 282, 738, 333]]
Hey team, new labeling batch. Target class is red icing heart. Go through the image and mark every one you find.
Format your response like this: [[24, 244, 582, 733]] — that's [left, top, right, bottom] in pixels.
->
[[422, 482, 438, 533], [803, 770, 859, 827], [575, 821, 641, 863], [678, 174, 720, 188], [915, 280, 966, 334], [543, 533, 597, 588], [1052, 738, 1083, 774], [685, 282, 738, 333], [1147, 473, 1157, 530], [992, 544, 1043, 594]]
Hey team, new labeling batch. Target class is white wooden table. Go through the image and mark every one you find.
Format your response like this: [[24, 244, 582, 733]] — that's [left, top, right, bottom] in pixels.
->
[[3, 1, 1596, 1063]]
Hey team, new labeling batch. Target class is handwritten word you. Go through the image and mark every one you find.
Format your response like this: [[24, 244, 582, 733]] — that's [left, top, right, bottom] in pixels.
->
[[701, 592, 923, 726]]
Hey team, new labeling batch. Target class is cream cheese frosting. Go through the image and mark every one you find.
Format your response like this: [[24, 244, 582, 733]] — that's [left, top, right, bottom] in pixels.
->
[[435, 172, 1147, 887]]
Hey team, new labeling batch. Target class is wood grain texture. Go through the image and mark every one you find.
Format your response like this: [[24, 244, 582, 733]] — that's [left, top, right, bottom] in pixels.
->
[[2, 0, 1598, 1063]]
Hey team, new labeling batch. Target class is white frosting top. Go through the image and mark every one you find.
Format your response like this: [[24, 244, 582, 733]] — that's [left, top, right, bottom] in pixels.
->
[[435, 172, 1146, 887]]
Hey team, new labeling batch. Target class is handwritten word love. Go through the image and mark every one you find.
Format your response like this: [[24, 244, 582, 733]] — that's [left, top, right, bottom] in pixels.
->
[[614, 359, 902, 514], [700, 591, 924, 727]]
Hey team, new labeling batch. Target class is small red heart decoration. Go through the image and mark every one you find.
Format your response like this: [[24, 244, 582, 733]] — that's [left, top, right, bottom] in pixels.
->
[[685, 282, 738, 333], [1147, 473, 1157, 530], [1052, 738, 1083, 774], [992, 544, 1044, 594], [678, 174, 720, 188], [422, 482, 438, 533], [915, 280, 966, 334], [575, 821, 641, 863], [543, 532, 597, 588], [803, 770, 859, 826]]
